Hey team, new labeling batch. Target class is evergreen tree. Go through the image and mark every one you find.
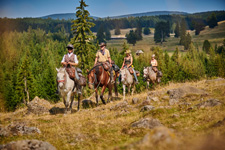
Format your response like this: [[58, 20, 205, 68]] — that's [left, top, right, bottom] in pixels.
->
[[126, 30, 137, 46], [154, 21, 169, 43], [202, 40, 211, 54], [143, 26, 151, 35], [180, 19, 187, 46], [96, 24, 106, 43], [115, 25, 121, 35], [105, 27, 111, 40], [135, 21, 143, 41], [70, 0, 96, 70], [14, 49, 35, 107], [174, 22, 180, 38], [184, 32, 192, 50], [207, 13, 218, 28]]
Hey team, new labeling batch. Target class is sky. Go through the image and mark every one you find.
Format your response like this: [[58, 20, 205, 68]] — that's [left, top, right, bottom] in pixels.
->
[[0, 0, 225, 18]]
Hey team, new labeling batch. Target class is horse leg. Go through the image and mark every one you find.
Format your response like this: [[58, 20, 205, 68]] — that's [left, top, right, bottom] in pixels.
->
[[65, 91, 72, 113], [100, 86, 106, 105], [123, 84, 126, 100], [107, 83, 112, 103], [69, 95, 74, 112], [128, 84, 131, 95], [114, 80, 118, 98], [77, 93, 81, 111], [147, 81, 149, 90], [132, 84, 135, 96], [95, 88, 99, 106]]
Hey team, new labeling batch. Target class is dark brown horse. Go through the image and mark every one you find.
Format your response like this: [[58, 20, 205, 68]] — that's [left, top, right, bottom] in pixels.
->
[[87, 64, 118, 105]]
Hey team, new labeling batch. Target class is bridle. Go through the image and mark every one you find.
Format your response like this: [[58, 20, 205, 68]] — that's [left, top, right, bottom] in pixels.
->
[[57, 71, 67, 87]]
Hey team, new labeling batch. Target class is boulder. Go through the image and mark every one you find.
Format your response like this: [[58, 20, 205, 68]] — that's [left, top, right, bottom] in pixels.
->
[[132, 98, 139, 104], [131, 118, 162, 129], [27, 96, 51, 115], [140, 105, 155, 112], [0, 139, 56, 150], [110, 101, 129, 111], [196, 98, 223, 108], [0, 123, 41, 137], [167, 86, 207, 99]]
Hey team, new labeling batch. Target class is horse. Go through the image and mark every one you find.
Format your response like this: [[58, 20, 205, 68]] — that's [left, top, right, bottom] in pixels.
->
[[87, 64, 116, 106], [56, 67, 81, 113], [143, 66, 162, 89], [120, 67, 136, 100]]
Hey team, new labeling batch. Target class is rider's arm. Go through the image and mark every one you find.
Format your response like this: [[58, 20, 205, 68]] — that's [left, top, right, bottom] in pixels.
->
[[94, 52, 99, 65], [155, 60, 158, 66], [61, 55, 67, 66]]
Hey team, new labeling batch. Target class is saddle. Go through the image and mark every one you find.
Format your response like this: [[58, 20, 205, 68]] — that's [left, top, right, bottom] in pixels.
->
[[128, 67, 140, 77], [66, 67, 86, 86]]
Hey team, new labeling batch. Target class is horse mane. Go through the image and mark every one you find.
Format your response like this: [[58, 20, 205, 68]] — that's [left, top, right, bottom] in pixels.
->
[[88, 64, 103, 75]]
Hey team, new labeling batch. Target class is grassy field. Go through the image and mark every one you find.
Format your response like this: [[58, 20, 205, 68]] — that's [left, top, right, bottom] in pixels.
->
[[105, 21, 225, 55], [0, 78, 225, 150]]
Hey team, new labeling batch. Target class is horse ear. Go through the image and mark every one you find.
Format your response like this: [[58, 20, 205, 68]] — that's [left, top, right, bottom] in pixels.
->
[[86, 69, 89, 73], [56, 68, 59, 72]]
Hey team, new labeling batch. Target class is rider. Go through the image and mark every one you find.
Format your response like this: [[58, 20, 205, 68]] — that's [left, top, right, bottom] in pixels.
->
[[94, 42, 115, 84], [119, 49, 138, 84], [61, 44, 80, 81], [150, 54, 158, 73]]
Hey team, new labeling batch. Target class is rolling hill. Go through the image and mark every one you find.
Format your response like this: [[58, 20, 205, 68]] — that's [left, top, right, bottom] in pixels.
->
[[39, 11, 188, 20]]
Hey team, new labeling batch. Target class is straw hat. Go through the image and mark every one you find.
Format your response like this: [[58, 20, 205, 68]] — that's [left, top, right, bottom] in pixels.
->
[[125, 49, 131, 54], [99, 42, 106, 47]]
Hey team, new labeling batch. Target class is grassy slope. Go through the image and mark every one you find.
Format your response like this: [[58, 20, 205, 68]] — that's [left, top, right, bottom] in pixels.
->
[[106, 21, 225, 55], [0, 79, 225, 150]]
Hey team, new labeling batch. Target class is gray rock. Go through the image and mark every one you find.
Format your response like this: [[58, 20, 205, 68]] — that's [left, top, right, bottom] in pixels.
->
[[140, 105, 155, 112], [131, 118, 163, 129], [167, 86, 207, 99], [169, 99, 179, 105], [0, 123, 41, 137], [196, 98, 223, 108], [110, 101, 129, 111], [162, 96, 169, 100], [0, 139, 56, 150], [27, 96, 51, 115], [205, 78, 225, 84], [132, 98, 139, 104], [150, 126, 175, 144], [151, 97, 159, 102]]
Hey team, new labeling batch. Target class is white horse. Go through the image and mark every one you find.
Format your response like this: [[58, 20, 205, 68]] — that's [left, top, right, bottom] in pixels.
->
[[56, 67, 81, 113], [120, 68, 136, 100], [143, 66, 162, 89]]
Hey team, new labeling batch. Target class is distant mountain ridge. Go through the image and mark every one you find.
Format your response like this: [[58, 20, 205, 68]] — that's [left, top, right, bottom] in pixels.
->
[[39, 11, 188, 20], [40, 13, 99, 20]]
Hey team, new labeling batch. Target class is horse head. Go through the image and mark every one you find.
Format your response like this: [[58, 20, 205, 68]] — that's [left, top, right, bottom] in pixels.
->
[[87, 69, 95, 89], [56, 67, 66, 89], [143, 67, 148, 79], [120, 68, 127, 83]]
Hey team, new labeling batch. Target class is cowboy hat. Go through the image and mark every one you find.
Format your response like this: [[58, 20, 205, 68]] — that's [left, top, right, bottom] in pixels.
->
[[66, 44, 74, 49], [125, 49, 131, 54], [99, 42, 106, 47], [152, 54, 155, 57]]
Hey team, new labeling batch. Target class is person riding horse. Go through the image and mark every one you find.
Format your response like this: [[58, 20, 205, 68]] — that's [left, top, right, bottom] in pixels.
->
[[61, 44, 81, 93], [94, 42, 115, 84], [119, 49, 138, 84], [150, 54, 158, 73]]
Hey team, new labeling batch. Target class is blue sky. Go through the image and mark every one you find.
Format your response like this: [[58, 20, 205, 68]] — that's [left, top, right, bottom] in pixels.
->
[[0, 0, 225, 18]]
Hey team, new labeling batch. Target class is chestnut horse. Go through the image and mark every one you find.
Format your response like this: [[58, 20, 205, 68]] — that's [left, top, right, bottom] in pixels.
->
[[87, 64, 118, 105]]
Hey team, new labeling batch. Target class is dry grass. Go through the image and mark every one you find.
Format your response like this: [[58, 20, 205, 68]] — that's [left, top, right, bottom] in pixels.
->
[[0, 78, 225, 150]]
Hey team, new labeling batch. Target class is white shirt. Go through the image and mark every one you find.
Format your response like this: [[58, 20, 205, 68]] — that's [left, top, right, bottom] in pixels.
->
[[61, 53, 79, 64]]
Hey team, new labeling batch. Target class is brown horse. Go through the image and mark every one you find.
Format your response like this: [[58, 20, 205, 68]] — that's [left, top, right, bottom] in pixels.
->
[[87, 64, 116, 105]]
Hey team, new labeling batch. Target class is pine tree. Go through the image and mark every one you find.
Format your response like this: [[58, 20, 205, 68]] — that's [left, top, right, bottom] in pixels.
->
[[105, 27, 111, 40], [126, 30, 137, 46], [180, 19, 187, 46], [96, 24, 106, 43], [174, 22, 180, 38], [202, 40, 211, 54], [115, 25, 121, 35], [143, 26, 150, 35], [70, 0, 96, 70], [135, 21, 143, 41], [207, 13, 218, 28]]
